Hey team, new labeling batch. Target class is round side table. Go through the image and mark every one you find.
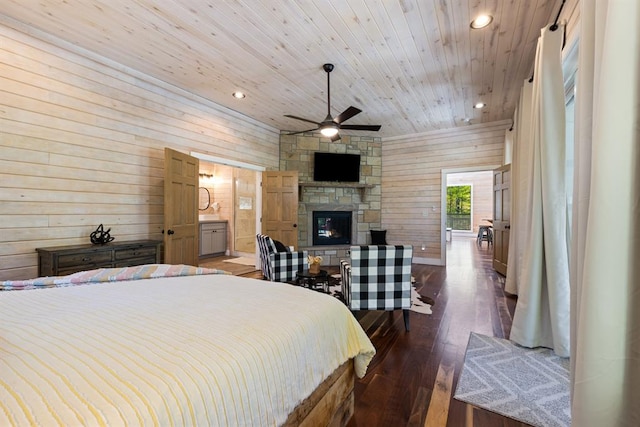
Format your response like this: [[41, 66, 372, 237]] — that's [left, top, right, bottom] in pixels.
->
[[296, 269, 329, 293]]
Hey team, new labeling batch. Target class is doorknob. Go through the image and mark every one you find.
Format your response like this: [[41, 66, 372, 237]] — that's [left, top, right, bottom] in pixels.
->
[[293, 224, 297, 228], [505, 225, 511, 229], [167, 229, 175, 235]]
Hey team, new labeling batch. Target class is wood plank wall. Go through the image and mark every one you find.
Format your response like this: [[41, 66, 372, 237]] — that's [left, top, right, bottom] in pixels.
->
[[0, 22, 280, 280], [0, 0, 580, 280], [381, 121, 508, 262]]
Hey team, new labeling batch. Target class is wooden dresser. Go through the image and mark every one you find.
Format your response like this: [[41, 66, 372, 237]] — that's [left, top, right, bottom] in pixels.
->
[[36, 240, 162, 277]]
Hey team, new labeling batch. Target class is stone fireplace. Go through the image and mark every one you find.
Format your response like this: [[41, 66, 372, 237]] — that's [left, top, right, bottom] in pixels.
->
[[312, 210, 353, 246], [299, 205, 358, 266], [304, 204, 358, 248], [279, 132, 382, 265]]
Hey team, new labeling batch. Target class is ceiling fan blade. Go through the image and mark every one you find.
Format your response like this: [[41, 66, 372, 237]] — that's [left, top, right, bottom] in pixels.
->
[[284, 114, 320, 125], [339, 124, 382, 131], [286, 127, 319, 135], [330, 133, 341, 142], [334, 106, 362, 124]]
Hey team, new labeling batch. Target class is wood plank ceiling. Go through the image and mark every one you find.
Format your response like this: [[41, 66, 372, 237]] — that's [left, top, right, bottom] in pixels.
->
[[0, 0, 561, 138]]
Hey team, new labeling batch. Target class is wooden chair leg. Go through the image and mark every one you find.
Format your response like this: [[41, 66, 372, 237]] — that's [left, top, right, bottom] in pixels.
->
[[403, 309, 410, 332]]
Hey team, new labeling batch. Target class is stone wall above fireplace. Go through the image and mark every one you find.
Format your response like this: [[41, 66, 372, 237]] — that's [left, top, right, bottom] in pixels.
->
[[279, 132, 382, 265]]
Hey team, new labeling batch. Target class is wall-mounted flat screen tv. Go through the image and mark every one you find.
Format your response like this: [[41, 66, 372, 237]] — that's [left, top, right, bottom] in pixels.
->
[[313, 152, 361, 182]]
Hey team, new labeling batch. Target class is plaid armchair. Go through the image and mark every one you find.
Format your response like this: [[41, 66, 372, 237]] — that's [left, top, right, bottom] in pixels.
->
[[341, 245, 413, 331], [256, 234, 308, 282]]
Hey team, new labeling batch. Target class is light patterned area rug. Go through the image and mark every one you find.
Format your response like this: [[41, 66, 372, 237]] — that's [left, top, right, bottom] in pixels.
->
[[454, 332, 570, 427]]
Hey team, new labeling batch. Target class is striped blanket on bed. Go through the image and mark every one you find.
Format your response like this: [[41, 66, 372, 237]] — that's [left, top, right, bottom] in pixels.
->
[[0, 264, 230, 291], [0, 271, 376, 425]]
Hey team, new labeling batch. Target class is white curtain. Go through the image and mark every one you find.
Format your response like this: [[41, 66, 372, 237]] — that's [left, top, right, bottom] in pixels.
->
[[505, 81, 534, 296], [571, 0, 640, 424], [508, 25, 571, 357], [503, 127, 513, 165]]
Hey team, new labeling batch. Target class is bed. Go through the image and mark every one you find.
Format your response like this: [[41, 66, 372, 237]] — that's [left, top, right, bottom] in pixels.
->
[[0, 264, 375, 426]]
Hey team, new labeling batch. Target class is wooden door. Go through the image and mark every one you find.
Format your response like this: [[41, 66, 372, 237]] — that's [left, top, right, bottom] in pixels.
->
[[261, 171, 299, 249], [492, 164, 511, 275], [164, 148, 199, 266], [234, 168, 257, 253]]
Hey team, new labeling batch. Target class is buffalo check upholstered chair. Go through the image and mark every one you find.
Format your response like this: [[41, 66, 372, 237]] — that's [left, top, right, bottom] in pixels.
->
[[341, 245, 413, 331], [256, 234, 308, 282]]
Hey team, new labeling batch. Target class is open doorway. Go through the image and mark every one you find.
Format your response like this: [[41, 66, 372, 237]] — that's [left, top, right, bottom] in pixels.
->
[[446, 171, 494, 237], [191, 152, 265, 260], [441, 165, 499, 265]]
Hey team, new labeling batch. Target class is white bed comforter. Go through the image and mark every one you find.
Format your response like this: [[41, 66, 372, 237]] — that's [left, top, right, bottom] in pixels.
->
[[0, 274, 375, 426]]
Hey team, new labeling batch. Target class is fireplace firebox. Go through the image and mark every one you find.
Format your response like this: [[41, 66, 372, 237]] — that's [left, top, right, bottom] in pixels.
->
[[312, 211, 352, 246]]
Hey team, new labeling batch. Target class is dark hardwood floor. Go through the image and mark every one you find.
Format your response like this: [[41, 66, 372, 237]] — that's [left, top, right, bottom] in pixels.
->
[[202, 237, 525, 426], [347, 236, 525, 427]]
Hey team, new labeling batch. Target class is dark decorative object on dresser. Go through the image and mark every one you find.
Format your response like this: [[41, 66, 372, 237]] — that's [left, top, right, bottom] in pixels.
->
[[90, 224, 114, 244]]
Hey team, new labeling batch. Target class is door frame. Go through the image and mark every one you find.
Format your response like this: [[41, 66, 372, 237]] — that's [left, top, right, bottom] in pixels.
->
[[190, 151, 266, 258], [440, 165, 500, 266]]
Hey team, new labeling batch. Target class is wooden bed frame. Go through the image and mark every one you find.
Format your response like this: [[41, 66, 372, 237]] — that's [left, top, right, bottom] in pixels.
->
[[283, 361, 355, 427]]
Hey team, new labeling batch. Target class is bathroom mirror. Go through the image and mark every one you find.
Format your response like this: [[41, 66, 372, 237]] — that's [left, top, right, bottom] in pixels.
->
[[198, 187, 210, 210]]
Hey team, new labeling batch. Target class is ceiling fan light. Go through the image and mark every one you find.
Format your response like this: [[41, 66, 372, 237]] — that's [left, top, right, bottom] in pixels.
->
[[320, 124, 339, 137]]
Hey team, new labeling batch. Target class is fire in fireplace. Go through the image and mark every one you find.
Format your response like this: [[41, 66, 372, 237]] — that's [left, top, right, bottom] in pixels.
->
[[312, 211, 352, 246]]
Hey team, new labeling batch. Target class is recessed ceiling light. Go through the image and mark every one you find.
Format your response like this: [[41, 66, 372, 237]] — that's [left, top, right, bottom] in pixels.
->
[[470, 14, 493, 29], [232, 91, 246, 99], [474, 102, 486, 109]]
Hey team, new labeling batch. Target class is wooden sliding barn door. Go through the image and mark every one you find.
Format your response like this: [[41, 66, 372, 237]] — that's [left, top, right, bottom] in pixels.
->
[[261, 171, 299, 249], [492, 164, 511, 275], [164, 148, 199, 266]]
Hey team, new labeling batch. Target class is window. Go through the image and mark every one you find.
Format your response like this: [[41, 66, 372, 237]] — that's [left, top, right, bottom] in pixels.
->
[[446, 185, 472, 231]]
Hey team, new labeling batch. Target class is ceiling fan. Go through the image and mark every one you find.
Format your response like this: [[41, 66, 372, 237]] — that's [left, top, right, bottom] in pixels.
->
[[285, 63, 381, 142]]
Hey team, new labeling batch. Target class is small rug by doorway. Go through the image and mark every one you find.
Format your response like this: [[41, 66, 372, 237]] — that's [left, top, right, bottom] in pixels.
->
[[327, 275, 433, 315], [222, 257, 256, 266], [454, 332, 570, 427]]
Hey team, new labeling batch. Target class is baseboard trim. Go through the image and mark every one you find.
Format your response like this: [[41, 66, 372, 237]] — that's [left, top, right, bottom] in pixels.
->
[[412, 256, 444, 266]]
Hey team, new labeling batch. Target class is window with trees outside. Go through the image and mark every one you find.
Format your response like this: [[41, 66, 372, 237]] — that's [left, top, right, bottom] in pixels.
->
[[446, 185, 472, 231]]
